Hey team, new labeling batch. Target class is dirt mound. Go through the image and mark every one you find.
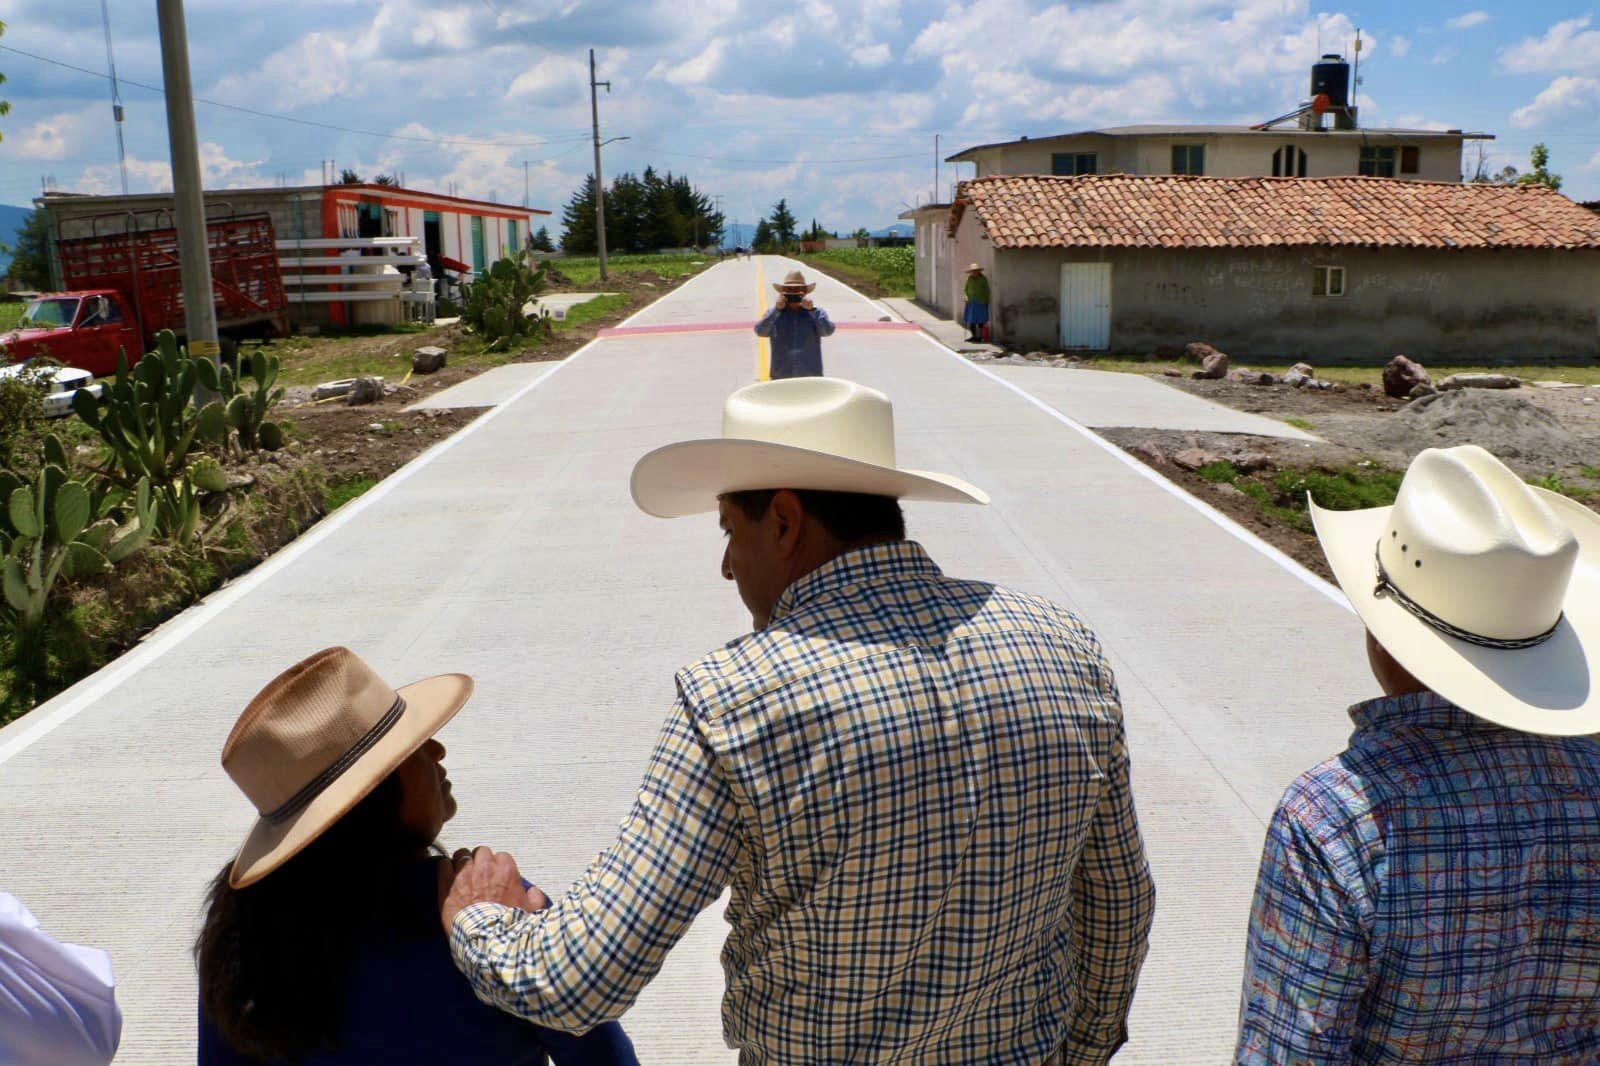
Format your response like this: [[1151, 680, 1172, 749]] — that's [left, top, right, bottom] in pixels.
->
[[1372, 389, 1588, 470]]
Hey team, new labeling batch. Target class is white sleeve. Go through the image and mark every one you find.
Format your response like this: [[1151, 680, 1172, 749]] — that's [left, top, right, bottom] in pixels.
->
[[0, 893, 122, 1066]]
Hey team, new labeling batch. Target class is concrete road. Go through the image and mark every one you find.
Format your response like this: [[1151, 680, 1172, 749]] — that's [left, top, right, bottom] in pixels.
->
[[0, 255, 1369, 1063]]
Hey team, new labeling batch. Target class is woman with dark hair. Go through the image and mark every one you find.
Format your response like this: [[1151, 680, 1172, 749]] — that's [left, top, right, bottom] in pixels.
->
[[195, 647, 637, 1065]]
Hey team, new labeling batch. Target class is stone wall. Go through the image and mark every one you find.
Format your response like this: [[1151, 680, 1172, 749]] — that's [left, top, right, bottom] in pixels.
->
[[990, 244, 1600, 363]]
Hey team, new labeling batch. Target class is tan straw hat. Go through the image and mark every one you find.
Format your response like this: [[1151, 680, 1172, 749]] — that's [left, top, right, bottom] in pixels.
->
[[631, 377, 988, 518], [223, 648, 473, 887], [1312, 444, 1600, 735], [772, 269, 816, 294], [965, 263, 983, 272]]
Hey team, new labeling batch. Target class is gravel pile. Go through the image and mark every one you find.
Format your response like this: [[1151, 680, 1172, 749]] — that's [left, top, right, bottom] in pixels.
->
[[1373, 389, 1590, 468]]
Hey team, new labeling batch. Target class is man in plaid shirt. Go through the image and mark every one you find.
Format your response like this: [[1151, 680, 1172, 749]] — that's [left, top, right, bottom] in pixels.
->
[[443, 378, 1156, 1063], [1238, 445, 1600, 1062]]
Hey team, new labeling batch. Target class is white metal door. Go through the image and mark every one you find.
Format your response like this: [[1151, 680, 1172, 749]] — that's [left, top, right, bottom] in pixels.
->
[[1059, 262, 1111, 349]]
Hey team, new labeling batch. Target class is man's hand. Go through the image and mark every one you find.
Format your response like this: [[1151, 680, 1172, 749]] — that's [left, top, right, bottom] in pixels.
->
[[438, 846, 545, 933], [799, 297, 815, 311], [774, 294, 790, 311]]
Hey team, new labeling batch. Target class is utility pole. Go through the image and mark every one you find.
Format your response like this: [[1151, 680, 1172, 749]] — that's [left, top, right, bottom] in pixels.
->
[[589, 48, 611, 280], [934, 133, 939, 206], [99, 0, 129, 195], [155, 0, 220, 373], [523, 160, 529, 207]]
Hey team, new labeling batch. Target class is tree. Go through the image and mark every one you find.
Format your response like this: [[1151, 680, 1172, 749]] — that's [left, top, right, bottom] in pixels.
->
[[373, 173, 398, 186], [1516, 143, 1562, 190], [769, 199, 798, 249], [5, 210, 51, 289], [530, 226, 555, 252], [560, 175, 600, 253], [751, 218, 775, 252], [339, 168, 362, 184]]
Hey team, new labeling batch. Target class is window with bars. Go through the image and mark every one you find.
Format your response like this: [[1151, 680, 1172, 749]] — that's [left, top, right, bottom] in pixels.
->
[[1271, 145, 1308, 178], [1171, 144, 1205, 175], [1312, 265, 1346, 297], [1359, 146, 1397, 177], [1051, 152, 1098, 176]]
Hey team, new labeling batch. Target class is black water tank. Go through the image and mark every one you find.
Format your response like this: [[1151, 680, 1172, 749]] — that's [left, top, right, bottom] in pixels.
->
[[1310, 54, 1350, 108]]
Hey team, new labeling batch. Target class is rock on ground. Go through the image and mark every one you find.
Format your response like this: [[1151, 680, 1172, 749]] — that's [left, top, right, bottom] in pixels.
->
[[412, 346, 447, 374], [1383, 355, 1430, 399], [1188, 343, 1229, 379], [1438, 373, 1521, 391]]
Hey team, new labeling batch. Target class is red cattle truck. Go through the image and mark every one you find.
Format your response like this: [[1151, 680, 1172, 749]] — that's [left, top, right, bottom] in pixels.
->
[[0, 213, 289, 377]]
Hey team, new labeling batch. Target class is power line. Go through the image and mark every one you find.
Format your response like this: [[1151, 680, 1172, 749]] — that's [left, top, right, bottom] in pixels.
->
[[642, 147, 930, 166], [0, 43, 594, 150]]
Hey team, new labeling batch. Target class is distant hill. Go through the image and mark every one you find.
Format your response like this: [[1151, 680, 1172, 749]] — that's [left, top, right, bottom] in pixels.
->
[[0, 204, 33, 273], [869, 222, 913, 239]]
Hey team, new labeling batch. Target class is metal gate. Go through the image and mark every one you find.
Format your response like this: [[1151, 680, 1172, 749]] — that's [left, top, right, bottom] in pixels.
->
[[1059, 262, 1111, 349]]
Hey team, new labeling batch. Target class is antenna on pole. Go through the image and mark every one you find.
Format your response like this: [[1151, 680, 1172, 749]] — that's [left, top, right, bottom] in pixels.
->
[[100, 0, 129, 195]]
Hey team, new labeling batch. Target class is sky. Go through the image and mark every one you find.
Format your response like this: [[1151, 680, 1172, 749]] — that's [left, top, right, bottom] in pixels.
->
[[1, 0, 1598, 237]]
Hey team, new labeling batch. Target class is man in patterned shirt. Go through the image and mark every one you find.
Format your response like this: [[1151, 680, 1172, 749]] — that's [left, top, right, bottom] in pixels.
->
[[1238, 444, 1600, 1063], [442, 377, 1157, 1064]]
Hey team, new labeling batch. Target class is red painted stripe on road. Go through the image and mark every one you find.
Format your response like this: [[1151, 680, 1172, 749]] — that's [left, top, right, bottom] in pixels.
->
[[597, 320, 921, 339]]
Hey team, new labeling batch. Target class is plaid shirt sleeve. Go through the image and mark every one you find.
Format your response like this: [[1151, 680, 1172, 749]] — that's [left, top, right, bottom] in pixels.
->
[[1061, 683, 1157, 1065], [1235, 779, 1374, 1064], [448, 695, 741, 1033]]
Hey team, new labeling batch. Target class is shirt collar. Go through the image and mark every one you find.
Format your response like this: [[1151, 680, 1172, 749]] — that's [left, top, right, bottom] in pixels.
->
[[769, 541, 941, 625], [1347, 690, 1498, 734]]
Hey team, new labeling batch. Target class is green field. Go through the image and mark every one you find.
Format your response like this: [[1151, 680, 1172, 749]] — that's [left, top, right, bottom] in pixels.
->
[[799, 247, 915, 297], [548, 253, 712, 287]]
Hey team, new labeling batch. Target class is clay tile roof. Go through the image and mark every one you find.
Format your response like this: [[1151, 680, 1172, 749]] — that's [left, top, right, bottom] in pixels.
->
[[955, 175, 1600, 251]]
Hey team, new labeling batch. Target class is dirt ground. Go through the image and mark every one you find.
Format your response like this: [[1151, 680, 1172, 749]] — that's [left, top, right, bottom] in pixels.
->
[[1094, 370, 1600, 582]]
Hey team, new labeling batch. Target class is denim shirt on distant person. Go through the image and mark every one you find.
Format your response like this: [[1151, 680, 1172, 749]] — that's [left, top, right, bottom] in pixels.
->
[[753, 304, 835, 378]]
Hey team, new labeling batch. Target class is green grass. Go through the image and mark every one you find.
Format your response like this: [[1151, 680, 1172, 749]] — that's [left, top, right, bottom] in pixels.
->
[[554, 292, 631, 331], [1582, 466, 1600, 480], [799, 247, 915, 297], [324, 476, 378, 512], [1284, 417, 1315, 431], [550, 253, 710, 287], [0, 303, 24, 332], [1196, 459, 1403, 532], [1527, 474, 1595, 500]]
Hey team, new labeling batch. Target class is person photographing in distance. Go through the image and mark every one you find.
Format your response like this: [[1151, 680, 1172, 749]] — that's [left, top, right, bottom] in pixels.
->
[[753, 269, 835, 379]]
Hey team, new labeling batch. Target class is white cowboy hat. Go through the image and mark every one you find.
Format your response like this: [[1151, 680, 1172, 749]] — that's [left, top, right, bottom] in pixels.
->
[[631, 377, 989, 518], [1312, 444, 1600, 735], [772, 269, 816, 294], [222, 647, 473, 887]]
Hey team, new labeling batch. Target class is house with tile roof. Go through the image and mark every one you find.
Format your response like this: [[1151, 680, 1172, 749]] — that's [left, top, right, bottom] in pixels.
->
[[920, 174, 1600, 361]]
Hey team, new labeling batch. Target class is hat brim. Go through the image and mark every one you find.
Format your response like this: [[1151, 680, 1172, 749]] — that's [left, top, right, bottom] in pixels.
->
[[772, 282, 816, 294], [228, 672, 474, 887], [1311, 490, 1600, 735], [631, 438, 989, 518]]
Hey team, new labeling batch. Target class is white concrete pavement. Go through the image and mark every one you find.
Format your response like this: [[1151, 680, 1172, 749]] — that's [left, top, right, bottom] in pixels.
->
[[988, 364, 1321, 440], [0, 255, 1369, 1063]]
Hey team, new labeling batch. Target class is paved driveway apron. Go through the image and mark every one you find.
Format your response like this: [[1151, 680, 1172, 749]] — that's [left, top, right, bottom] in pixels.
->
[[0, 256, 1367, 1063]]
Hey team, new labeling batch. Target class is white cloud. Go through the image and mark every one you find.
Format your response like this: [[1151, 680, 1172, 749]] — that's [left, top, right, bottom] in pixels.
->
[[14, 112, 88, 161], [1511, 75, 1600, 128], [507, 56, 588, 104], [1388, 35, 1411, 58], [851, 43, 892, 68], [1500, 16, 1600, 74], [662, 38, 727, 87], [206, 31, 357, 110], [1431, 48, 1458, 65], [1445, 11, 1490, 30]]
